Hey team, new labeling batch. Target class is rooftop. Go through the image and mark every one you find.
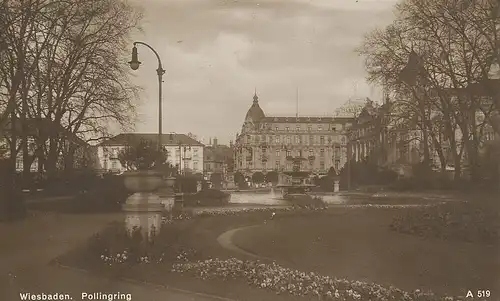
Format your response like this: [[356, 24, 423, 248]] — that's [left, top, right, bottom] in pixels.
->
[[99, 133, 204, 146]]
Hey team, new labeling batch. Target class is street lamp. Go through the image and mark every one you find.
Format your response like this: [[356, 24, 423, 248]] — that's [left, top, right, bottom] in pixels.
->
[[129, 42, 166, 152]]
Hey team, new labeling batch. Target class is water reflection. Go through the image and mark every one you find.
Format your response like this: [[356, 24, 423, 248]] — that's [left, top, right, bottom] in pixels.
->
[[229, 190, 346, 205]]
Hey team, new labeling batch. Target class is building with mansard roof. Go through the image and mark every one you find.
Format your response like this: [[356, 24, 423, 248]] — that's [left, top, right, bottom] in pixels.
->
[[234, 92, 356, 176]]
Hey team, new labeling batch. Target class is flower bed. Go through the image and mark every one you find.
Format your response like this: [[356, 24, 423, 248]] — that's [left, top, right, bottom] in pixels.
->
[[390, 201, 500, 245], [172, 258, 460, 300], [88, 222, 200, 266]]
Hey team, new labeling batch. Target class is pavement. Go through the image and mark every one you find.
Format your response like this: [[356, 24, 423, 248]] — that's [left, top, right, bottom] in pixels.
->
[[0, 211, 233, 301]]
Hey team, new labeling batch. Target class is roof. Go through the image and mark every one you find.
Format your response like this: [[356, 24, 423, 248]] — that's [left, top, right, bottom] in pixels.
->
[[245, 93, 266, 122], [99, 133, 204, 146], [260, 116, 354, 124]]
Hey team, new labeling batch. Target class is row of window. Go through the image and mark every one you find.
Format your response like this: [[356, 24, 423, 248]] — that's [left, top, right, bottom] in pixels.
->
[[103, 147, 199, 158], [245, 135, 346, 145], [242, 147, 343, 158], [260, 123, 344, 132], [103, 159, 200, 171], [238, 160, 341, 171]]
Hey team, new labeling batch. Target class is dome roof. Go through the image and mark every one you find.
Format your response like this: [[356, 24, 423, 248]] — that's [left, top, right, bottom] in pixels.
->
[[245, 92, 265, 121]]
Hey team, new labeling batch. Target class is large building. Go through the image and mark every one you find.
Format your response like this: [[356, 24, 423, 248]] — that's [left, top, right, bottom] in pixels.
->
[[234, 92, 355, 176], [97, 133, 204, 174], [0, 118, 92, 173]]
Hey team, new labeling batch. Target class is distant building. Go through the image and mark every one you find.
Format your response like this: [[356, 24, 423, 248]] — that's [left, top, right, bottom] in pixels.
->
[[0, 118, 91, 173], [204, 137, 234, 182], [234, 92, 355, 176], [97, 133, 204, 174]]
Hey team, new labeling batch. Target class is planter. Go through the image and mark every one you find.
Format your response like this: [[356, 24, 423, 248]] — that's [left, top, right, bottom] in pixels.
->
[[165, 176, 176, 188], [123, 170, 163, 192]]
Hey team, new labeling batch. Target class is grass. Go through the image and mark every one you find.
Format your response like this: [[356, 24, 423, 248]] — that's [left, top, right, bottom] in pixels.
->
[[232, 207, 500, 297], [55, 200, 499, 300], [55, 210, 309, 301]]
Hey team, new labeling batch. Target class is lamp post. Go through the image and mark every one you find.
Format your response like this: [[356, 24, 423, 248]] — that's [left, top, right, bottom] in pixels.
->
[[129, 42, 166, 152]]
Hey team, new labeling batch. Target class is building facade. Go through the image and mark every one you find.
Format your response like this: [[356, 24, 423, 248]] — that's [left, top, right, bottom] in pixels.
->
[[97, 133, 204, 174], [234, 92, 355, 176], [0, 118, 92, 173]]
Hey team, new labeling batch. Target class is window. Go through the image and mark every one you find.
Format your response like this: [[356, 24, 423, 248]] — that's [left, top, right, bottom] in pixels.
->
[[307, 124, 312, 131], [286, 150, 291, 157], [285, 126, 290, 132], [276, 150, 280, 157], [309, 135, 314, 144], [335, 146, 340, 157], [296, 125, 300, 131], [320, 136, 325, 145], [286, 163, 291, 170], [295, 135, 300, 144], [335, 160, 340, 171], [275, 160, 280, 169], [320, 161, 325, 170], [184, 161, 189, 169], [111, 160, 118, 169], [193, 149, 199, 157], [275, 136, 280, 143], [320, 149, 325, 157], [287, 136, 291, 144], [193, 161, 198, 170], [309, 149, 314, 156], [246, 135, 250, 143], [296, 150, 301, 157], [318, 125, 322, 131]]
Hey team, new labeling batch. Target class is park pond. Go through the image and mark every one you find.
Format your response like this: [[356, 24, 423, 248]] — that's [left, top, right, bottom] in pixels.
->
[[226, 189, 451, 207]]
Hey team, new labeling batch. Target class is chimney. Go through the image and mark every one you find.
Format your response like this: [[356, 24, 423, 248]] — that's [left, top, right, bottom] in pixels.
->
[[213, 137, 218, 147], [209, 137, 212, 145]]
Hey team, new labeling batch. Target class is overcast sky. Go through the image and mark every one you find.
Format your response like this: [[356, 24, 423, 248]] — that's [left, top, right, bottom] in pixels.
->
[[126, 0, 398, 144]]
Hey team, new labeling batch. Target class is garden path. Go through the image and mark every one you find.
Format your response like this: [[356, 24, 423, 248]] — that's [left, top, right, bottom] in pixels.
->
[[0, 211, 233, 301]]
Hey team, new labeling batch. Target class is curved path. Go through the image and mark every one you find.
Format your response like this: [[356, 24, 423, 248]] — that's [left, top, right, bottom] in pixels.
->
[[217, 225, 275, 261], [216, 202, 447, 259]]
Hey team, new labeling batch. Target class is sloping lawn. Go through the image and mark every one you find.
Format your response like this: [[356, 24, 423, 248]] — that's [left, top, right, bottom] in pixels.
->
[[232, 207, 500, 297]]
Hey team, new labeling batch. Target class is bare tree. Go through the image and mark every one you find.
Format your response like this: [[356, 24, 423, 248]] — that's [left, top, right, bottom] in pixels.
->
[[1, 0, 143, 178]]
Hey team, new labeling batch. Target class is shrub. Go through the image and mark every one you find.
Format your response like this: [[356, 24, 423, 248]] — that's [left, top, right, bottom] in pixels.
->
[[289, 195, 327, 210], [184, 189, 230, 207], [88, 222, 200, 266], [175, 176, 198, 193], [0, 185, 27, 221], [71, 175, 131, 213], [390, 201, 500, 245]]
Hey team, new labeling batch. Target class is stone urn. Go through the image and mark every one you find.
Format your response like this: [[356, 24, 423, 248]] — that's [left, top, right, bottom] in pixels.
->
[[122, 170, 164, 240]]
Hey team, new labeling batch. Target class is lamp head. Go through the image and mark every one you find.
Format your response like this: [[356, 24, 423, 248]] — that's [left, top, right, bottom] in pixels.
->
[[129, 46, 141, 70]]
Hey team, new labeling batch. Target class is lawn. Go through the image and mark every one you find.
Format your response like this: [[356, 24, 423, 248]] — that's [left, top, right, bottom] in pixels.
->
[[55, 209, 309, 301], [232, 207, 500, 297], [55, 203, 499, 300]]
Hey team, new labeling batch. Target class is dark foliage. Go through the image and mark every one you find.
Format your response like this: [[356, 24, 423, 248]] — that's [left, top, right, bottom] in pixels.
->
[[265, 171, 279, 184], [210, 173, 223, 189], [251, 172, 265, 184], [0, 160, 27, 221], [87, 222, 200, 266], [71, 174, 131, 213], [183, 189, 230, 207], [390, 201, 500, 245], [175, 176, 198, 193], [288, 195, 327, 210], [118, 138, 167, 171]]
